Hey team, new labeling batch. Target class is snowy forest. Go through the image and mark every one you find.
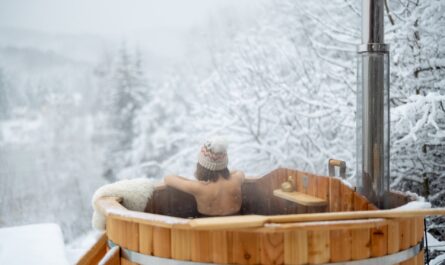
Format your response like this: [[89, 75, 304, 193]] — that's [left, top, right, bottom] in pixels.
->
[[0, 0, 444, 263]]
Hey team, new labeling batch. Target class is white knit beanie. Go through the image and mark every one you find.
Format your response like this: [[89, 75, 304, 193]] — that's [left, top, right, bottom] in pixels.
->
[[198, 137, 228, 171]]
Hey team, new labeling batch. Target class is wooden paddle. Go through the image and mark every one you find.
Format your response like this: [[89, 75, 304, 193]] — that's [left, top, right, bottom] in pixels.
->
[[188, 208, 445, 230]]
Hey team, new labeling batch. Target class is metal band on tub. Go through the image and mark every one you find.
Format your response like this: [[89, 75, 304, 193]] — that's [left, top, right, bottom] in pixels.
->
[[108, 240, 213, 265], [108, 239, 422, 265]]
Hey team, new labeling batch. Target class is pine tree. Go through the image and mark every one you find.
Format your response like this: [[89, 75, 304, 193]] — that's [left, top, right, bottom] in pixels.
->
[[103, 45, 149, 181]]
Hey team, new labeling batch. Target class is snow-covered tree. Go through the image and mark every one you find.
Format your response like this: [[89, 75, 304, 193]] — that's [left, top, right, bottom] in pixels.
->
[[385, 0, 445, 246], [102, 45, 150, 181], [167, 0, 361, 177]]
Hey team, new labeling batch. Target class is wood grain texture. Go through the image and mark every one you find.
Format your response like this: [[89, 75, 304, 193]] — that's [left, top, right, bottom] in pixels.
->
[[316, 176, 330, 213], [307, 173, 318, 197], [273, 190, 327, 207], [191, 230, 212, 262], [231, 231, 260, 265], [329, 178, 341, 212], [94, 169, 435, 265], [271, 218, 388, 231], [76, 232, 107, 265], [370, 225, 388, 257], [307, 230, 330, 264], [399, 219, 411, 250], [284, 230, 308, 265], [387, 221, 400, 254], [417, 218, 424, 243], [340, 185, 354, 212], [171, 228, 191, 261], [410, 218, 417, 247], [138, 224, 153, 255], [123, 221, 139, 251], [153, 226, 171, 258], [330, 229, 351, 262], [260, 232, 284, 265], [353, 193, 370, 211], [211, 230, 229, 264], [351, 228, 371, 260]]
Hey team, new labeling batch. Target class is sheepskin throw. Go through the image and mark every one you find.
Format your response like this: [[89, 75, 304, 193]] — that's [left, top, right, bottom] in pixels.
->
[[91, 178, 156, 230]]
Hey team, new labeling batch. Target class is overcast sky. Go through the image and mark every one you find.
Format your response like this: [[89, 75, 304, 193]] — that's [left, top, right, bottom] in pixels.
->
[[0, 0, 262, 36]]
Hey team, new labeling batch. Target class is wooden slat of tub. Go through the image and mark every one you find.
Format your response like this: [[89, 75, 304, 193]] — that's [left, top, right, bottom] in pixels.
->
[[410, 218, 417, 247], [260, 232, 284, 265], [330, 229, 351, 262], [368, 203, 379, 210], [307, 230, 330, 264], [387, 221, 400, 254], [340, 185, 354, 212], [153, 226, 171, 258], [399, 219, 411, 250], [316, 176, 330, 212], [106, 218, 118, 245], [231, 231, 260, 264], [108, 218, 138, 253], [370, 225, 388, 257], [307, 175, 322, 214], [191, 230, 212, 262], [351, 228, 371, 260], [329, 178, 341, 212], [417, 218, 424, 243], [284, 230, 308, 265], [353, 193, 369, 211], [171, 229, 191, 261], [294, 172, 308, 214], [242, 169, 283, 215], [307, 173, 318, 197], [270, 169, 296, 215], [124, 221, 139, 252], [139, 224, 153, 255], [211, 230, 230, 264]]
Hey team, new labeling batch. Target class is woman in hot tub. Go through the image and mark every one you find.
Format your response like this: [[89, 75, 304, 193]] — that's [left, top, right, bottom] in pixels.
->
[[164, 137, 245, 216]]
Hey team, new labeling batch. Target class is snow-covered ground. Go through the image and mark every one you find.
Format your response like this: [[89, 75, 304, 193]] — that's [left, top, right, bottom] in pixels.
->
[[0, 223, 69, 265]]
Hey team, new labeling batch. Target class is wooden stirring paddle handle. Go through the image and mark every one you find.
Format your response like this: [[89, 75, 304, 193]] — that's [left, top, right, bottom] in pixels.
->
[[189, 208, 445, 230]]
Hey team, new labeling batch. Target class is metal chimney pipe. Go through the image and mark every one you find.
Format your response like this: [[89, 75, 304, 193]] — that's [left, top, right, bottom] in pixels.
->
[[357, 0, 390, 208]]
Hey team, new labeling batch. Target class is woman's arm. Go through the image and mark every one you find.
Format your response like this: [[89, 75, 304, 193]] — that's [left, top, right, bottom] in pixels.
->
[[164, 175, 201, 195]]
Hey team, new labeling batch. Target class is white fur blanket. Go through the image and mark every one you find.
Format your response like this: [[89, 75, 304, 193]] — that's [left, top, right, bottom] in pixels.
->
[[91, 178, 156, 230]]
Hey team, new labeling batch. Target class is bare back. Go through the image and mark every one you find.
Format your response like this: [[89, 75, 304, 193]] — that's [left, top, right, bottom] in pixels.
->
[[194, 171, 244, 216], [164, 171, 245, 216]]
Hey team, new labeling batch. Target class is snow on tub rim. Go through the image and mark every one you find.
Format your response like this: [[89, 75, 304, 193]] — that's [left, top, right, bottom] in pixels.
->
[[78, 167, 445, 265]]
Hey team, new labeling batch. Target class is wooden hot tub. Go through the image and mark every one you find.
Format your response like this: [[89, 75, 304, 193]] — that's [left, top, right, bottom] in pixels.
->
[[78, 167, 445, 265]]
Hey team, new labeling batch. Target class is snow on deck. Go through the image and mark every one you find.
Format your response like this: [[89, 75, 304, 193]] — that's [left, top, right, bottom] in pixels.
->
[[0, 223, 69, 265]]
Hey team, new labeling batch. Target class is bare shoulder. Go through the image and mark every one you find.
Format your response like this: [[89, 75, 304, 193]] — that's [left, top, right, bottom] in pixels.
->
[[231, 170, 245, 182]]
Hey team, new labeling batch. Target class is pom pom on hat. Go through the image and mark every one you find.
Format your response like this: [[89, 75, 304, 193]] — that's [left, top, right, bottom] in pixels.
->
[[198, 136, 228, 171]]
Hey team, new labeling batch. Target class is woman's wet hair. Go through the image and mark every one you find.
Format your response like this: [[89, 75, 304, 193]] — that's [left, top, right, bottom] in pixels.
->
[[195, 163, 230, 182]]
